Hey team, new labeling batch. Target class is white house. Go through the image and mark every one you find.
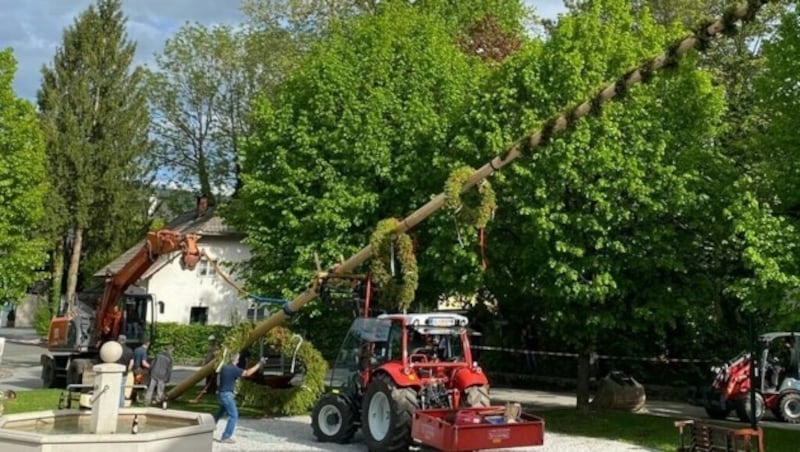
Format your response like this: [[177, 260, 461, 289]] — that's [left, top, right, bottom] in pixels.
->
[[94, 202, 254, 326]]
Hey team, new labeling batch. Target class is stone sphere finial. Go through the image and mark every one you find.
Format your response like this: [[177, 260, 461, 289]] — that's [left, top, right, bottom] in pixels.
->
[[99, 341, 123, 363]]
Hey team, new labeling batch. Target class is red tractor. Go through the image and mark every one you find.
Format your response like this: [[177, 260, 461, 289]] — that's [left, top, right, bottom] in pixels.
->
[[311, 312, 490, 451], [694, 332, 800, 423]]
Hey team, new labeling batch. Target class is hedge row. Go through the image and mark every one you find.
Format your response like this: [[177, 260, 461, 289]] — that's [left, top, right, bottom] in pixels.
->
[[150, 322, 230, 363]]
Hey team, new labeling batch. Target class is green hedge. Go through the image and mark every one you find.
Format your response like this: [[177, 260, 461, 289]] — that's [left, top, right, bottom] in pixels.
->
[[151, 322, 229, 362]]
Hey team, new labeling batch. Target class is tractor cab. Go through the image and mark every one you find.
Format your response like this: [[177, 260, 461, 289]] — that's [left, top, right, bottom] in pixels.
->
[[760, 332, 800, 393]]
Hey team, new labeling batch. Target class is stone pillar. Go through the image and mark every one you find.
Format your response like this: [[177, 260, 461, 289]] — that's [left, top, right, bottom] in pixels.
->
[[90, 341, 124, 434]]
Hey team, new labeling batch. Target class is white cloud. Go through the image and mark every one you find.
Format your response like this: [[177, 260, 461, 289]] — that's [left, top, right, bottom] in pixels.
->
[[0, 0, 245, 101]]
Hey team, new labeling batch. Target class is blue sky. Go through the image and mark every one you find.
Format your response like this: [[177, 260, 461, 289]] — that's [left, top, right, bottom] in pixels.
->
[[0, 0, 567, 101]]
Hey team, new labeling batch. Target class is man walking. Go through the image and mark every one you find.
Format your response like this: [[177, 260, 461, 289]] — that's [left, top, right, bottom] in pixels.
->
[[213, 352, 264, 443], [145, 345, 174, 408]]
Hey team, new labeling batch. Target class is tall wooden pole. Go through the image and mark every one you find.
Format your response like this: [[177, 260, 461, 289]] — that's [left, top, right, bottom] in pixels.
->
[[167, 0, 772, 401]]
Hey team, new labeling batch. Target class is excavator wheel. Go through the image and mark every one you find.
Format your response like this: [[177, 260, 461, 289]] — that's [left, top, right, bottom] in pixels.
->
[[311, 393, 358, 443], [361, 374, 418, 452], [463, 384, 491, 407], [777, 392, 800, 424], [41, 357, 56, 388]]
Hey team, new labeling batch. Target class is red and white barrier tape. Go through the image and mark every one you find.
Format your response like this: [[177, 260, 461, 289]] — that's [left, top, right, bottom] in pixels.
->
[[470, 345, 710, 363]]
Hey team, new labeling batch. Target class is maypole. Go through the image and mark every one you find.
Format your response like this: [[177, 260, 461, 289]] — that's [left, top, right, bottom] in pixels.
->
[[167, 0, 773, 400]]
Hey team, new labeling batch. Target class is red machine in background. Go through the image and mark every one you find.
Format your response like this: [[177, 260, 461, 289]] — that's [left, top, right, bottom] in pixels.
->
[[40, 230, 201, 388], [693, 332, 800, 424]]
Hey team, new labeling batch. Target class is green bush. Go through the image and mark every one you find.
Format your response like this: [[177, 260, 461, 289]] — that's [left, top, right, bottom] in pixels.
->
[[33, 299, 53, 337], [151, 322, 228, 362]]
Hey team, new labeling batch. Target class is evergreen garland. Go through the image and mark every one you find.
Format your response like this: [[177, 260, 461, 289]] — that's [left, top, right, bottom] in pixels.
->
[[217, 324, 328, 416], [370, 218, 418, 311], [444, 165, 496, 228]]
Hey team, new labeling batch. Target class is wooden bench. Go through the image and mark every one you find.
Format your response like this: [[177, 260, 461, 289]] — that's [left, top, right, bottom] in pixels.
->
[[675, 420, 764, 452]]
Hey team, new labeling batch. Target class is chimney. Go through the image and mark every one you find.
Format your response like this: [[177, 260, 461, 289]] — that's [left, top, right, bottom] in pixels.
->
[[196, 194, 210, 218]]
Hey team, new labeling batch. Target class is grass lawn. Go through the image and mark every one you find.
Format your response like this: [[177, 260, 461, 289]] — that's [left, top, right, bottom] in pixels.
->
[[4, 389, 799, 451], [538, 407, 799, 452]]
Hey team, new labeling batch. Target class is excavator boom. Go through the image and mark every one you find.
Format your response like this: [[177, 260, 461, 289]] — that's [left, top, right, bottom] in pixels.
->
[[95, 230, 201, 343]]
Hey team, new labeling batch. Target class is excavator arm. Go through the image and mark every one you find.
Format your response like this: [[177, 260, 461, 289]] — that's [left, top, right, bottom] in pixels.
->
[[95, 230, 201, 344]]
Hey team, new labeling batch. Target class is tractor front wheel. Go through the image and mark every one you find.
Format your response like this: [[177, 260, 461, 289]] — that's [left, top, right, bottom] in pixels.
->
[[463, 385, 491, 407], [735, 393, 765, 423], [311, 393, 358, 443], [777, 392, 800, 424], [361, 374, 418, 452]]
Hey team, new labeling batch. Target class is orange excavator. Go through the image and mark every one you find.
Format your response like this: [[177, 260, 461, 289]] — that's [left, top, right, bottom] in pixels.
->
[[40, 229, 201, 388]]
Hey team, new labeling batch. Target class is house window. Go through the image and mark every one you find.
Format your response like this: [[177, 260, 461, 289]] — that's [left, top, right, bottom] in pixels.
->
[[190, 307, 208, 325], [198, 260, 212, 276], [158, 301, 165, 315]]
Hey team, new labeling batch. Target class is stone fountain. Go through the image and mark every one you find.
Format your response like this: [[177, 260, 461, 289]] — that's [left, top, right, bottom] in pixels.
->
[[0, 341, 215, 452]]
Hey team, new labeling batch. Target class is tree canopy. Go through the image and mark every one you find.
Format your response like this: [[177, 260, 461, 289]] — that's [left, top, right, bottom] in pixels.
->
[[37, 0, 151, 303], [0, 49, 49, 303]]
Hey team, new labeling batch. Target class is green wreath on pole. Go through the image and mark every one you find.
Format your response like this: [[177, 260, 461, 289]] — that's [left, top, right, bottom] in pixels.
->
[[444, 165, 496, 228], [217, 323, 327, 416], [370, 218, 418, 311]]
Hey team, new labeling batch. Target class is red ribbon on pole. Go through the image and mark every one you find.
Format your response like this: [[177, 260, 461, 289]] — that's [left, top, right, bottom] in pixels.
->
[[479, 228, 488, 270]]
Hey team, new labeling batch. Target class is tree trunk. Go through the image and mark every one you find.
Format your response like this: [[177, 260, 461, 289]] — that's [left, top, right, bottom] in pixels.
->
[[197, 148, 213, 203], [64, 227, 84, 308], [576, 351, 591, 415], [49, 237, 65, 315]]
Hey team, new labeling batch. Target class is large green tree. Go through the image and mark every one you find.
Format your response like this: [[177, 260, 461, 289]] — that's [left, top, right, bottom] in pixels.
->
[[233, 1, 504, 304], [37, 0, 151, 305], [0, 49, 49, 303], [452, 0, 799, 410]]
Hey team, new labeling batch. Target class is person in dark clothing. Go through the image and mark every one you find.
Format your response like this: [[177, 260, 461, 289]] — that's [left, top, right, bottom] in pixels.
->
[[213, 352, 263, 443], [117, 335, 134, 407], [132, 340, 150, 384], [6, 308, 15, 328], [145, 345, 174, 407]]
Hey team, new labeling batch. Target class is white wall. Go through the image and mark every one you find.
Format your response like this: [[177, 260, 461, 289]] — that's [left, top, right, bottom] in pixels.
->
[[145, 236, 252, 326]]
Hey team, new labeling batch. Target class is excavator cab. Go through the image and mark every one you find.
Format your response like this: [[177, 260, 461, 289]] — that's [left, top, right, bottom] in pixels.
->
[[121, 294, 156, 347]]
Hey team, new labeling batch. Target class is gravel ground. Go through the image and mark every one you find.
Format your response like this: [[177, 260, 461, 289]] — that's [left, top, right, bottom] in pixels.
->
[[211, 415, 656, 452]]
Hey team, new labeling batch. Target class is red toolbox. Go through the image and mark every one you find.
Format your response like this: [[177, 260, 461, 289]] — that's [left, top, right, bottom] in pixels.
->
[[412, 406, 545, 451]]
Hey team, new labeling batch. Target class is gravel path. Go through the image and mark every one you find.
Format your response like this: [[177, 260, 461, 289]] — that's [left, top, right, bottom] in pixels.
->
[[211, 415, 656, 452]]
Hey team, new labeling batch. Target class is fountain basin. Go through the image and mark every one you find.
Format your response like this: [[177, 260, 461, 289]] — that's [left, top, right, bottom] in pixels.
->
[[0, 408, 214, 452]]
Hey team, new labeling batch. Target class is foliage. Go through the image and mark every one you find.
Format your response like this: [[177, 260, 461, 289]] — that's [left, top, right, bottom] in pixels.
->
[[147, 23, 272, 199], [231, 1, 487, 307], [753, 9, 800, 215], [369, 218, 418, 311], [236, 326, 328, 416], [37, 0, 151, 302], [150, 322, 229, 362], [33, 298, 53, 337], [0, 49, 49, 303]]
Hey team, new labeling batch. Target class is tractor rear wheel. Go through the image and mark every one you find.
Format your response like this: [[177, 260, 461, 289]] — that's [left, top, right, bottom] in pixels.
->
[[311, 393, 358, 443], [463, 385, 490, 407], [735, 393, 765, 423], [777, 392, 800, 424], [361, 374, 418, 452]]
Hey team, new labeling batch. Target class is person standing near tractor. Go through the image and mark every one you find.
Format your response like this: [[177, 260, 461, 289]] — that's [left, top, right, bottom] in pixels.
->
[[213, 352, 264, 443], [145, 345, 174, 408]]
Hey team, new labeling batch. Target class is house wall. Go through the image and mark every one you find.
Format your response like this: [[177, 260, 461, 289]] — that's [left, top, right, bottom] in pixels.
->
[[145, 236, 252, 326]]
